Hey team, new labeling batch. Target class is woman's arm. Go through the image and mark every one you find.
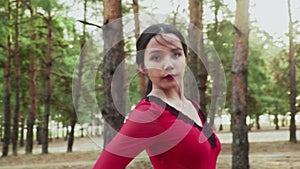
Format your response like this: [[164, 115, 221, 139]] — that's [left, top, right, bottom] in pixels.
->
[[93, 101, 164, 168], [93, 149, 133, 169]]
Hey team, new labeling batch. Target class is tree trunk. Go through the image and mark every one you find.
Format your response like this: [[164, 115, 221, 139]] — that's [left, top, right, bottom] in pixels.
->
[[247, 119, 252, 131], [42, 10, 52, 154], [0, 116, 2, 142], [255, 114, 260, 130], [2, 0, 12, 157], [12, 0, 21, 156], [219, 114, 223, 131], [197, 11, 207, 114], [187, 0, 200, 102], [19, 89, 27, 148], [67, 0, 87, 153], [274, 114, 279, 130], [19, 115, 24, 147], [67, 110, 76, 152], [210, 66, 221, 127], [64, 126, 69, 141], [26, 5, 37, 154], [56, 121, 60, 139], [231, 0, 250, 168], [281, 118, 286, 127], [213, 0, 221, 33], [102, 0, 125, 147], [36, 125, 42, 144], [287, 0, 297, 143], [188, 0, 206, 109], [132, 0, 146, 97], [209, 0, 222, 127]]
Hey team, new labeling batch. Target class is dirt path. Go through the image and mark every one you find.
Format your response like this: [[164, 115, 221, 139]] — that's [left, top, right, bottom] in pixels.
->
[[0, 161, 95, 169], [1, 142, 300, 169], [7, 128, 300, 155], [0, 129, 300, 169]]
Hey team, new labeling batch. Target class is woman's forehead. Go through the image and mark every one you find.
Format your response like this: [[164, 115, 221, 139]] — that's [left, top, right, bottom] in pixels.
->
[[146, 33, 183, 51]]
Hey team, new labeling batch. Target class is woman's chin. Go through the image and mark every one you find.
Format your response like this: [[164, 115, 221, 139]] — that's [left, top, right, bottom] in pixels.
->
[[160, 83, 181, 91]]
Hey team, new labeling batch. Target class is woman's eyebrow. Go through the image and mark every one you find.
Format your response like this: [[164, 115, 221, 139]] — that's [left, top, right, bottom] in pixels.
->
[[170, 47, 183, 52], [148, 49, 164, 54], [147, 45, 183, 55]]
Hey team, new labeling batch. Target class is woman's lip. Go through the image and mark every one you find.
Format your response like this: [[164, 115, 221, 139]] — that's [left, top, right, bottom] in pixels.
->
[[163, 74, 176, 80]]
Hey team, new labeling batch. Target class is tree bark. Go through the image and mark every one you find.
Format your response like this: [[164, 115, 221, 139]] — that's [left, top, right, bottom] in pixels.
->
[[26, 4, 37, 154], [67, 110, 76, 152], [67, 0, 87, 153], [42, 10, 52, 154], [188, 0, 206, 111], [12, 0, 21, 156], [19, 88, 26, 147], [231, 0, 250, 168], [281, 118, 286, 127], [102, 0, 125, 147], [64, 126, 69, 141], [2, 0, 12, 157], [19, 115, 24, 147], [255, 114, 260, 130], [274, 114, 279, 130], [132, 0, 146, 97], [36, 125, 42, 144], [288, 0, 297, 143], [209, 0, 223, 127]]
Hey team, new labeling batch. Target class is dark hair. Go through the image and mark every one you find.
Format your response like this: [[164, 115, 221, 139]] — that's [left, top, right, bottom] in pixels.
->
[[136, 24, 188, 96]]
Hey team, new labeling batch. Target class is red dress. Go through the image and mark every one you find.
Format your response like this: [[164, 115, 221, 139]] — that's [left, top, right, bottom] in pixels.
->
[[93, 96, 221, 169]]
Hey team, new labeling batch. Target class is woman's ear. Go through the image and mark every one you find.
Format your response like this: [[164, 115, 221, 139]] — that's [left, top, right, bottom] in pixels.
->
[[138, 64, 147, 74]]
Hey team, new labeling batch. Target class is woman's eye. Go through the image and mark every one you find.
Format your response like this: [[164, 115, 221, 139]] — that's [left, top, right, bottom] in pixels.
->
[[173, 52, 181, 58], [151, 55, 161, 61]]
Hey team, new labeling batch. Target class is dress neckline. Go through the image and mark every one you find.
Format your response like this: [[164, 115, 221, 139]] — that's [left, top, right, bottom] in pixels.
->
[[145, 95, 204, 129], [144, 95, 218, 149]]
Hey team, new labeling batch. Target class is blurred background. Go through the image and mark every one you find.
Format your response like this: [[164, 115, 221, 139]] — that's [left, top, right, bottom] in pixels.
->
[[0, 0, 299, 168]]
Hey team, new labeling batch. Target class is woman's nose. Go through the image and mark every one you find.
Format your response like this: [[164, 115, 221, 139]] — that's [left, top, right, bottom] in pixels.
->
[[162, 57, 174, 71]]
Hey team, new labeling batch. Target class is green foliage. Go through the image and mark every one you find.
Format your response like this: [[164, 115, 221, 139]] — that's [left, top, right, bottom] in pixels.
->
[[0, 0, 298, 142], [207, 19, 234, 112], [247, 26, 290, 119], [0, 0, 88, 129], [206, 0, 294, 123]]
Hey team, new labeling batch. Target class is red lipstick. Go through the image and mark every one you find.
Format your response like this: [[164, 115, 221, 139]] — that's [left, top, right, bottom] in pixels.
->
[[164, 74, 175, 80]]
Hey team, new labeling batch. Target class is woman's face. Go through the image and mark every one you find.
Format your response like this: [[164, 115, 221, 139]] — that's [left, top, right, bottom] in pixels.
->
[[142, 33, 187, 91]]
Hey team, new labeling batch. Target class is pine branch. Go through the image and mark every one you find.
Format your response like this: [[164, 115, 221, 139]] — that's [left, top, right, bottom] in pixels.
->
[[0, 44, 7, 50], [77, 20, 102, 29], [38, 68, 67, 79]]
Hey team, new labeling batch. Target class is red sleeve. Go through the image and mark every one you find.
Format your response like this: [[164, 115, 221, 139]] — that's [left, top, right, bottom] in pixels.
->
[[93, 100, 166, 169], [93, 150, 132, 169]]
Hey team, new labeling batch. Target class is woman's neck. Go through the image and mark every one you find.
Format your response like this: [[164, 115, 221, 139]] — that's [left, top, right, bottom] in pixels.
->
[[148, 83, 185, 102]]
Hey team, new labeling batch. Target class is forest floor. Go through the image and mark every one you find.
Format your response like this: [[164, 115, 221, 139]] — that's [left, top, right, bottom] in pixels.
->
[[0, 127, 300, 169]]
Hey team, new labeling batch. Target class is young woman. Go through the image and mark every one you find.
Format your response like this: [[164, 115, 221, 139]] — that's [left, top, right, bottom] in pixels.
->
[[93, 23, 221, 169]]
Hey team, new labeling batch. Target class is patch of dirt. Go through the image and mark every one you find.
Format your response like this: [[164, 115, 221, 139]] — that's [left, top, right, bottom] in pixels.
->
[[217, 142, 300, 169]]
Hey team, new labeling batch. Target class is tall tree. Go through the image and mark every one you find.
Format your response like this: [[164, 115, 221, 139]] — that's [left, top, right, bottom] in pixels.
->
[[19, 88, 27, 147], [102, 0, 125, 146], [231, 0, 250, 168], [206, 1, 234, 130], [12, 0, 21, 156], [287, 0, 297, 143], [2, 0, 12, 157], [42, 5, 53, 154], [209, 0, 224, 127], [188, 0, 207, 111], [26, 1, 37, 154], [132, 0, 146, 97], [67, 0, 88, 152]]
